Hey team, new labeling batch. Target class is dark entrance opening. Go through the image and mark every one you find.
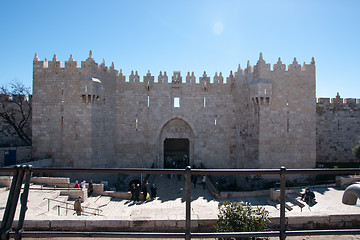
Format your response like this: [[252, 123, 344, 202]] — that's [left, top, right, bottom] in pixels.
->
[[164, 138, 189, 169]]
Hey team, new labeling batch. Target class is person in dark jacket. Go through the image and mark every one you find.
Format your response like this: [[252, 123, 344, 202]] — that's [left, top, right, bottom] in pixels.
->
[[88, 180, 94, 197], [191, 175, 198, 188], [302, 188, 316, 204], [150, 184, 157, 200], [130, 183, 135, 201], [134, 184, 140, 202], [142, 181, 148, 202]]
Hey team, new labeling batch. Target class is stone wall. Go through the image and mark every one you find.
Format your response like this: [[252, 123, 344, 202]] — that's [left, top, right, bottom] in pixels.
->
[[316, 94, 360, 164], [31, 52, 318, 177]]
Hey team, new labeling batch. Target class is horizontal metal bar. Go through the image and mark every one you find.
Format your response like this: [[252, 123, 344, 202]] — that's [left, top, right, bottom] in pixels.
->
[[29, 167, 280, 175], [191, 231, 280, 238], [286, 229, 360, 236], [10, 231, 185, 238], [14, 229, 360, 238], [2, 167, 360, 175], [286, 168, 360, 175]]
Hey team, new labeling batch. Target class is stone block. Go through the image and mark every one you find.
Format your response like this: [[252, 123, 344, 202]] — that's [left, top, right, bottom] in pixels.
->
[[49, 220, 86, 231]]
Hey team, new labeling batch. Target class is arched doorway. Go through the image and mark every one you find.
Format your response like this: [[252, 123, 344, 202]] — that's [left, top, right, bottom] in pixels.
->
[[164, 138, 189, 168], [159, 118, 194, 168]]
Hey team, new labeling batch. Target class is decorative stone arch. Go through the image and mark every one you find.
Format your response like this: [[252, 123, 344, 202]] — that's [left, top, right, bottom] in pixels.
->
[[158, 117, 195, 168]]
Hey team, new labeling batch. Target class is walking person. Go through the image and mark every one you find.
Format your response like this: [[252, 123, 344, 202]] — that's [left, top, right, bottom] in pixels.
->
[[80, 180, 86, 189], [134, 184, 140, 202], [88, 180, 94, 197], [130, 183, 135, 201], [142, 181, 148, 202], [191, 175, 198, 188], [74, 196, 83, 216], [150, 184, 157, 200], [74, 180, 80, 188], [201, 175, 206, 189]]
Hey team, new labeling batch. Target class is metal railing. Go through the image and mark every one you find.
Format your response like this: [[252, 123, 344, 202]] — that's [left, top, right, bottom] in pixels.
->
[[1, 165, 360, 240], [43, 197, 102, 216]]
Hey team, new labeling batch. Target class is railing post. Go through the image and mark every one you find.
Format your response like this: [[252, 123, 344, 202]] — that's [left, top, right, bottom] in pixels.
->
[[3, 165, 25, 240], [0, 165, 20, 240], [185, 166, 191, 240], [47, 199, 50, 212], [280, 166, 286, 240], [15, 165, 33, 240]]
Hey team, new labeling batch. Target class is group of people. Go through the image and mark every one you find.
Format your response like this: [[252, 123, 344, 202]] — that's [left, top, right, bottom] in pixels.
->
[[73, 179, 94, 216], [74, 179, 94, 197], [130, 181, 157, 202], [191, 175, 206, 189]]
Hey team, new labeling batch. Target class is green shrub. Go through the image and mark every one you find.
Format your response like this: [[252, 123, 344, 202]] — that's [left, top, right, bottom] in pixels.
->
[[215, 201, 270, 240]]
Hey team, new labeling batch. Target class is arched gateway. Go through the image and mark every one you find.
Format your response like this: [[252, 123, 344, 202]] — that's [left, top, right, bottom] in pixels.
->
[[159, 118, 194, 168]]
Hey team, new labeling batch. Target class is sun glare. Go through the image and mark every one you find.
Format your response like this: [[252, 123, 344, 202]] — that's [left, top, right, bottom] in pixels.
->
[[213, 22, 223, 35]]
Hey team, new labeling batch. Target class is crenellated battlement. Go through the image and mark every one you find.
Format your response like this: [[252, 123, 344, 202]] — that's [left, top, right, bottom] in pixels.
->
[[317, 93, 360, 105], [33, 51, 316, 86]]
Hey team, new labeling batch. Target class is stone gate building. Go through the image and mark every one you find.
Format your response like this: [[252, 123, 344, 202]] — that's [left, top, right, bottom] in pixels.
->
[[32, 51, 318, 173]]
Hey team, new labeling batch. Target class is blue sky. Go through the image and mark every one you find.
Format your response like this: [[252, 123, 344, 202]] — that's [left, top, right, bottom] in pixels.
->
[[0, 1, 359, 98]]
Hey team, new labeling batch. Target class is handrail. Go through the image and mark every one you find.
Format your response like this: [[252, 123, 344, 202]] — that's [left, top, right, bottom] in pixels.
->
[[2, 167, 360, 175], [43, 197, 102, 216], [1, 165, 360, 240], [200, 163, 220, 194], [54, 204, 102, 216]]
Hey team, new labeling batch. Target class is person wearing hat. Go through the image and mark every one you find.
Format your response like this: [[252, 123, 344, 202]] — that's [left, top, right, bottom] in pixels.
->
[[74, 196, 83, 215]]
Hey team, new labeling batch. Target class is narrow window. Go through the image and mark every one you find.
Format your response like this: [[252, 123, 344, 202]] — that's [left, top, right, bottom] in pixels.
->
[[85, 86, 87, 93], [174, 97, 180, 108], [147, 96, 150, 107], [204, 97, 206, 108], [136, 118, 139, 131], [61, 116, 64, 129], [61, 89, 64, 102], [287, 118, 290, 132], [215, 118, 217, 126], [264, 89, 267, 95]]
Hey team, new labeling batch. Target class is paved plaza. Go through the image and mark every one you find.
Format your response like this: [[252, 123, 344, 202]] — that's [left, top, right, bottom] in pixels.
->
[[1, 174, 360, 236]]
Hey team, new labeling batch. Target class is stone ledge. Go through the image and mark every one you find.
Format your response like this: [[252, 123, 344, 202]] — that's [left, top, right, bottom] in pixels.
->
[[5, 214, 360, 232]]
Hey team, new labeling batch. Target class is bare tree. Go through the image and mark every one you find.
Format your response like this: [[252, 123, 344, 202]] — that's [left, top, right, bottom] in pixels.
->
[[0, 81, 32, 146]]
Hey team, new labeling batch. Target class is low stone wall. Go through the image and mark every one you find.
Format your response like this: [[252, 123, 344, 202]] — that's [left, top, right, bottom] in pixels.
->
[[31, 177, 70, 187], [0, 146, 31, 167], [270, 188, 301, 201], [4, 213, 360, 232], [216, 189, 269, 199], [336, 175, 360, 189], [101, 190, 131, 199], [0, 176, 12, 188], [4, 157, 52, 168], [92, 184, 104, 195], [60, 188, 87, 201]]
